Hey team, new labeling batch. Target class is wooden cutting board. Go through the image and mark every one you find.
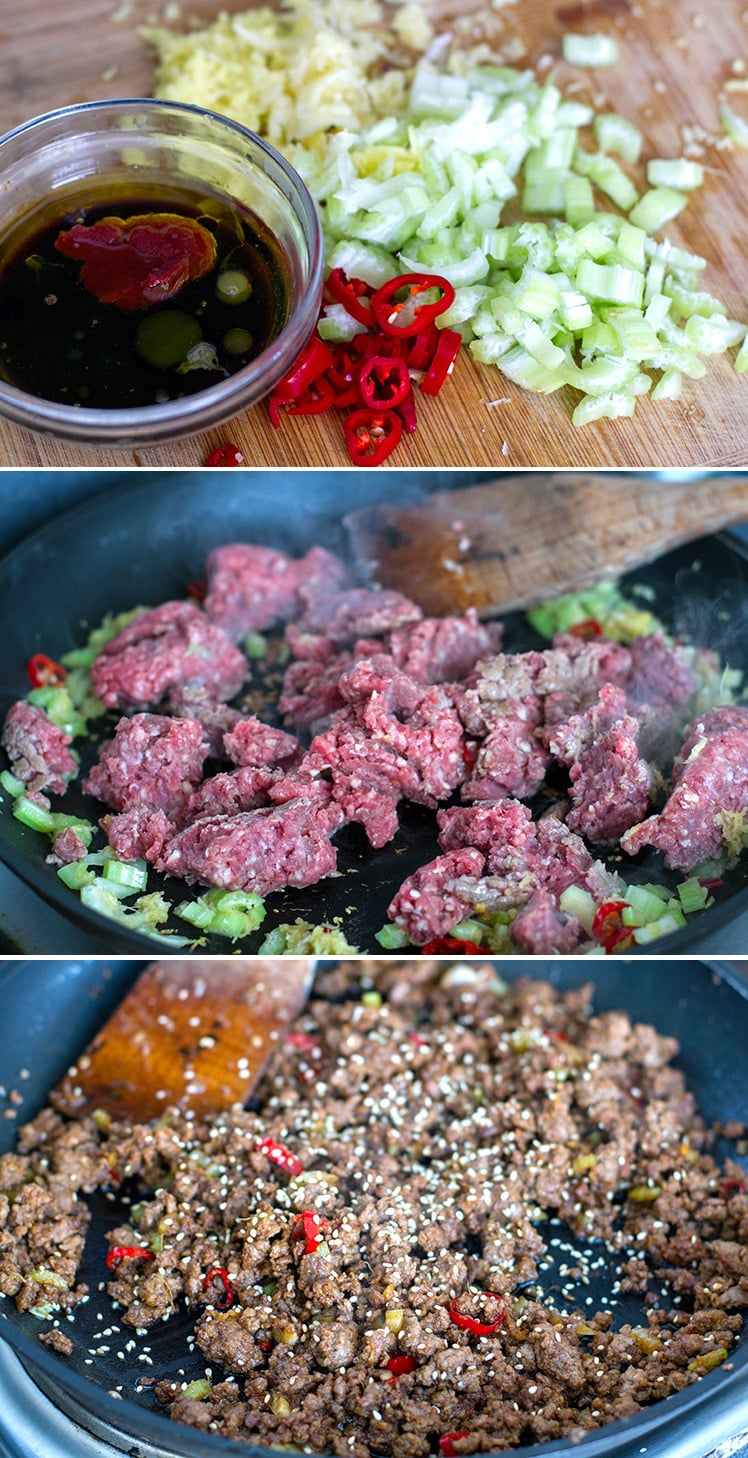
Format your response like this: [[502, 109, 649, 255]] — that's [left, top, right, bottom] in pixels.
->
[[1, 0, 747, 469]]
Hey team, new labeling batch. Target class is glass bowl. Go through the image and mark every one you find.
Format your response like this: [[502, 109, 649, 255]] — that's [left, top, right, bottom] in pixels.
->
[[0, 99, 324, 446]]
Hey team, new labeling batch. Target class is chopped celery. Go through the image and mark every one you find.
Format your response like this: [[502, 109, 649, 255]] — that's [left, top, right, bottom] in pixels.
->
[[632, 914, 682, 944], [620, 885, 670, 925], [575, 259, 644, 308], [593, 113, 642, 163], [684, 314, 746, 354], [629, 187, 688, 233], [651, 369, 682, 400], [573, 150, 638, 211], [80, 882, 190, 944], [449, 918, 487, 945], [527, 579, 662, 643], [102, 857, 148, 891], [174, 888, 266, 940], [12, 796, 56, 833], [562, 32, 619, 67], [26, 686, 87, 739], [375, 923, 412, 949], [558, 885, 596, 934], [0, 770, 24, 798], [677, 878, 710, 914], [720, 102, 748, 150], [647, 158, 703, 191]]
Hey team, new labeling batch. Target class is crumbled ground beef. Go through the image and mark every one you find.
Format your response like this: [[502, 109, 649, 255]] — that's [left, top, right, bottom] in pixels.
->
[[84, 714, 207, 818], [90, 602, 247, 711], [622, 706, 748, 870], [0, 700, 78, 796], [1, 965, 745, 1457]]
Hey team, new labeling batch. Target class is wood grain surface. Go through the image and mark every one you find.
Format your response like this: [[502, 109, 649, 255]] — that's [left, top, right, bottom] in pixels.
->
[[1, 0, 747, 469], [347, 472, 748, 613], [53, 958, 315, 1121]]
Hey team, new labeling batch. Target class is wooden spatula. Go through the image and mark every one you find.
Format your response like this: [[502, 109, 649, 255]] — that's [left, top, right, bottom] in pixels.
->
[[53, 958, 315, 1123], [346, 473, 748, 618]]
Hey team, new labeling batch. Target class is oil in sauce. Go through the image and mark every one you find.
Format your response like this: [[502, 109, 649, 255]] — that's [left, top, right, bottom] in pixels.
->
[[0, 188, 291, 410]]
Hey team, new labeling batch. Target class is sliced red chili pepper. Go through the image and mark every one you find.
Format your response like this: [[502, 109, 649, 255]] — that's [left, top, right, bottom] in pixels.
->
[[699, 877, 724, 892], [545, 1029, 569, 1042], [407, 321, 439, 372], [387, 1355, 416, 1380], [204, 443, 245, 467], [203, 1265, 235, 1310], [273, 334, 333, 401], [327, 344, 362, 394], [421, 936, 484, 955], [605, 925, 636, 954], [285, 376, 336, 416], [449, 1293, 505, 1336], [344, 408, 402, 466], [420, 328, 462, 397], [106, 1245, 155, 1269], [408, 1031, 429, 1047], [440, 1434, 470, 1456], [358, 355, 410, 410], [326, 268, 374, 329], [333, 384, 361, 409], [258, 1339, 274, 1352], [370, 273, 456, 338], [591, 899, 630, 952], [186, 578, 207, 602], [721, 1179, 746, 1196], [568, 618, 603, 639], [257, 1136, 304, 1177], [292, 1210, 331, 1254], [26, 654, 67, 689], [395, 387, 418, 435]]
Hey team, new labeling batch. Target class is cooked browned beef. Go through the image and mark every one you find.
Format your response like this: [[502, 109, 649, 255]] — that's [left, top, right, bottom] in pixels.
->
[[1, 965, 745, 1458], [1, 700, 78, 795], [90, 602, 247, 711]]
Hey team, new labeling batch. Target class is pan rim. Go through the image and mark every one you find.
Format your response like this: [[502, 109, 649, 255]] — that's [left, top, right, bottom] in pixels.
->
[[1, 476, 748, 955]]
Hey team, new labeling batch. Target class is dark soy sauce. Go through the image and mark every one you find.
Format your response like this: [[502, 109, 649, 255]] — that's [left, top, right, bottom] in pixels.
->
[[0, 187, 291, 409]]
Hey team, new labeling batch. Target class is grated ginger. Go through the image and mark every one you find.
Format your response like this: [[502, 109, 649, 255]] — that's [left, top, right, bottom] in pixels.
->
[[144, 0, 430, 148]]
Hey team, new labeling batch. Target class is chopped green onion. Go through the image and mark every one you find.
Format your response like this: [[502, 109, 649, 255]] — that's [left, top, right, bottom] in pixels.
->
[[562, 32, 619, 67]]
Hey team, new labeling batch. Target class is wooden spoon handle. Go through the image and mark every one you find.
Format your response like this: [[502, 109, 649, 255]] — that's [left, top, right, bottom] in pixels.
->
[[53, 958, 315, 1123], [346, 473, 748, 617]]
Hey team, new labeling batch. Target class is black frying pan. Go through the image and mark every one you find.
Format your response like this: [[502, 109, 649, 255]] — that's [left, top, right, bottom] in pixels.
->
[[1, 472, 748, 954], [0, 957, 746, 1458]]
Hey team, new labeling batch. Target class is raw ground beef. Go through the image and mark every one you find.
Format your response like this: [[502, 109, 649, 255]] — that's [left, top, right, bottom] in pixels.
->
[[544, 684, 653, 844], [90, 602, 247, 711], [2, 532, 745, 953], [156, 798, 340, 895], [204, 544, 350, 640], [0, 700, 78, 796], [84, 715, 207, 819], [1, 964, 745, 1458], [621, 706, 748, 871], [389, 803, 620, 949]]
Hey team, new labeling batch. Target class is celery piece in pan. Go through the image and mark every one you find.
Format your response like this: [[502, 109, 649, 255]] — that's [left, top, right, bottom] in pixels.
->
[[174, 887, 266, 940]]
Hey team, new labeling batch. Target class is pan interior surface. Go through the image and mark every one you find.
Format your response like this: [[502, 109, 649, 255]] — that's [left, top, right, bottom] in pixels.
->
[[0, 957, 746, 1458], [1, 471, 748, 954]]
